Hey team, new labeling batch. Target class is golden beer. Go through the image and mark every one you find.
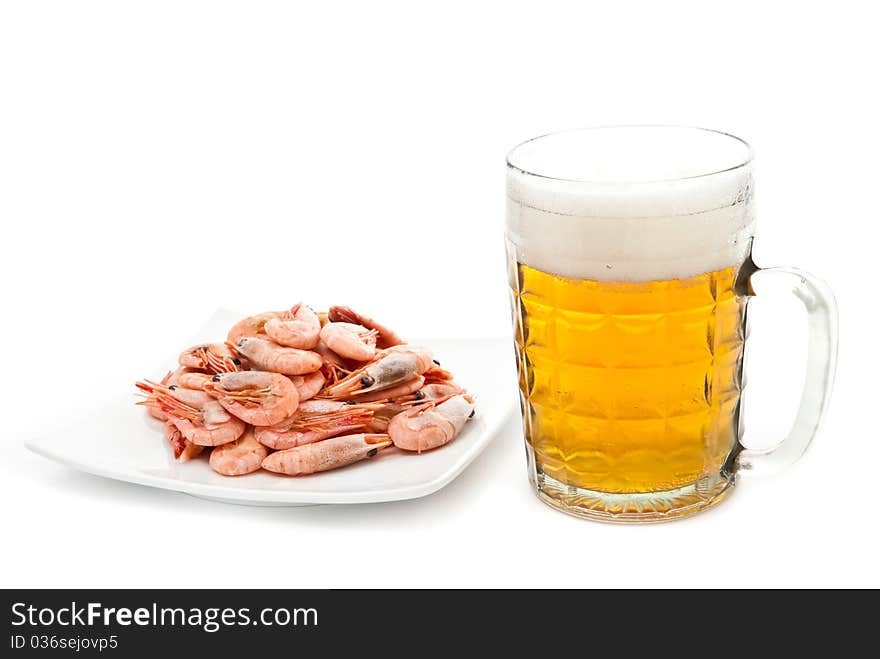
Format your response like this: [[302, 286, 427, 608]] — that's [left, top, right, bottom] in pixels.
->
[[511, 262, 746, 495]]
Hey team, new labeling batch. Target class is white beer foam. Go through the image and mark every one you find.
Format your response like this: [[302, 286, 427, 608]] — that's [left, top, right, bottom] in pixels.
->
[[506, 128, 755, 282]]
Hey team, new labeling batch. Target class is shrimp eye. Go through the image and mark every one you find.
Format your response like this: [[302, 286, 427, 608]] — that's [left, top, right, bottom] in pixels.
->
[[414, 390, 425, 400], [432, 359, 441, 366], [212, 374, 221, 382], [232, 358, 242, 366], [168, 385, 177, 390], [468, 409, 475, 418], [367, 448, 378, 458], [360, 375, 375, 388], [346, 400, 357, 405]]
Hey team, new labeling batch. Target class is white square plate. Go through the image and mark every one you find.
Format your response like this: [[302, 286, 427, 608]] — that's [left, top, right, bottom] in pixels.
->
[[26, 310, 517, 506]]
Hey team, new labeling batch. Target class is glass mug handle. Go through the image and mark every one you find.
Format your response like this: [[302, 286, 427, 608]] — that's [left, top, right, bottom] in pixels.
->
[[737, 266, 839, 475]]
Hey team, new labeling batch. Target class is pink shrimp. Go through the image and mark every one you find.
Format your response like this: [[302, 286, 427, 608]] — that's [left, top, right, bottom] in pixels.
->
[[178, 371, 213, 390], [349, 375, 425, 403], [264, 303, 321, 349], [396, 382, 464, 404], [235, 336, 322, 375], [322, 345, 434, 399], [178, 343, 242, 374], [314, 340, 349, 383], [366, 383, 460, 432], [146, 367, 187, 421], [261, 433, 393, 476], [163, 421, 204, 461], [226, 311, 279, 345], [254, 399, 381, 450], [148, 400, 168, 422], [319, 322, 378, 361], [387, 394, 475, 453], [287, 370, 325, 402], [328, 306, 403, 348], [209, 428, 268, 476], [365, 404, 403, 432], [423, 361, 454, 385], [136, 380, 246, 446], [204, 371, 299, 426]]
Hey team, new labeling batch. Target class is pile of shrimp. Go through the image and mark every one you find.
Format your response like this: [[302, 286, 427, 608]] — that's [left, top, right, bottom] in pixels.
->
[[135, 305, 474, 477]]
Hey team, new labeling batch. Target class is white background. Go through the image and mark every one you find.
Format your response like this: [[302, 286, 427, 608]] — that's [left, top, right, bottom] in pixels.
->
[[1, 1, 877, 588]]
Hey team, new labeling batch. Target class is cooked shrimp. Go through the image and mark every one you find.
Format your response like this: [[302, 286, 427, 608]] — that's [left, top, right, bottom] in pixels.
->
[[319, 322, 378, 361], [367, 384, 459, 431], [287, 370, 325, 402], [322, 345, 434, 399], [388, 394, 475, 452], [136, 380, 246, 446], [394, 382, 464, 405], [328, 306, 403, 348], [178, 371, 213, 390], [261, 433, 392, 476], [209, 428, 268, 476], [163, 421, 204, 461], [265, 303, 321, 349], [314, 340, 349, 383], [148, 402, 168, 422], [350, 375, 425, 402], [235, 337, 322, 375], [179, 343, 241, 374], [420, 382, 465, 400], [147, 368, 187, 421], [423, 361, 454, 384], [365, 404, 402, 432], [254, 399, 381, 450], [227, 311, 279, 345], [204, 371, 299, 426]]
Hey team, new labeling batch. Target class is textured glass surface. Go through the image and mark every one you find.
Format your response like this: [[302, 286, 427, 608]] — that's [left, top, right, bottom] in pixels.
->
[[509, 257, 746, 505]]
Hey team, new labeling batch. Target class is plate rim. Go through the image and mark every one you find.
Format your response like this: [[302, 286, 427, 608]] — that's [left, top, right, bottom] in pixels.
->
[[25, 332, 516, 505], [25, 407, 515, 504]]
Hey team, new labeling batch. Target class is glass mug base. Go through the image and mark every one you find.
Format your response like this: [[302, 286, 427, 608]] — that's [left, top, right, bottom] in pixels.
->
[[525, 445, 735, 523]]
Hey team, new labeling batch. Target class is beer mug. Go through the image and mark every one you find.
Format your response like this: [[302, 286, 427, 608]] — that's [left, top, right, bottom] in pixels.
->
[[506, 126, 837, 522]]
